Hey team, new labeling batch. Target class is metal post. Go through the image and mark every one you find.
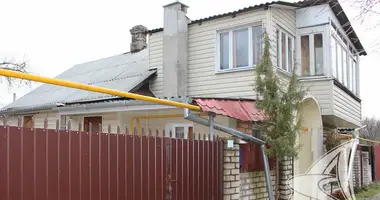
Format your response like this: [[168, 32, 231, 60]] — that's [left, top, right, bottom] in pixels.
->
[[209, 113, 215, 141], [261, 145, 274, 200]]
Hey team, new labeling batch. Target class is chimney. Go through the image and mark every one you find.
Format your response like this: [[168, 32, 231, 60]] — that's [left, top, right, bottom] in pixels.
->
[[13, 93, 16, 102], [130, 25, 148, 53], [163, 1, 189, 98]]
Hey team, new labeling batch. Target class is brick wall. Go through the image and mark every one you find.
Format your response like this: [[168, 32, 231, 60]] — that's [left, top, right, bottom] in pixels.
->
[[223, 141, 241, 200], [362, 152, 372, 186], [352, 150, 361, 188], [234, 120, 293, 200], [240, 171, 276, 200]]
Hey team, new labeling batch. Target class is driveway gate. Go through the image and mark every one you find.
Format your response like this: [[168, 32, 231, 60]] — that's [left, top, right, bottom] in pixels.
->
[[0, 123, 223, 200]]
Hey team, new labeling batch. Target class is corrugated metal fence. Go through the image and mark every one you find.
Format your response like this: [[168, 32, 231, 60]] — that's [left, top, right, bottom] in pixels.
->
[[0, 120, 223, 200]]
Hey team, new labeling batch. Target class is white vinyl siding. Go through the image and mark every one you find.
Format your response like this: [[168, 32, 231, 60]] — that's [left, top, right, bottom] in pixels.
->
[[300, 79, 334, 115], [271, 8, 296, 68], [333, 85, 361, 126], [187, 10, 267, 98], [148, 32, 164, 97]]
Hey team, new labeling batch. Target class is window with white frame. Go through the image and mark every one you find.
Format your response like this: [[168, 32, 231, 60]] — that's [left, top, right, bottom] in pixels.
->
[[217, 24, 263, 71], [299, 33, 325, 76], [166, 123, 194, 139], [276, 28, 295, 73], [330, 22, 359, 95]]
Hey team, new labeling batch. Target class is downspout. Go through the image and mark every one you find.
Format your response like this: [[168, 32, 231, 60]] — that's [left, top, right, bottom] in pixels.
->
[[184, 108, 274, 200]]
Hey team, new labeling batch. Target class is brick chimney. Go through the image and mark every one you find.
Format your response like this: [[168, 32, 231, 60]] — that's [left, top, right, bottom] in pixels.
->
[[163, 1, 189, 98], [130, 25, 148, 53]]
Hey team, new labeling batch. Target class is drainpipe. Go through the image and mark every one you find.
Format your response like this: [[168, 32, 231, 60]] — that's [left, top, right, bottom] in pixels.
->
[[184, 108, 274, 200]]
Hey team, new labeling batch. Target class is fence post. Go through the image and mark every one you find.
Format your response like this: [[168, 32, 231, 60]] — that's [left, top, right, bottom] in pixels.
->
[[223, 140, 240, 199]]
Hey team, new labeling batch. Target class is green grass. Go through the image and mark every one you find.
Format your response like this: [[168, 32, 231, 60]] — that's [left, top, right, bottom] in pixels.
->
[[355, 182, 380, 199]]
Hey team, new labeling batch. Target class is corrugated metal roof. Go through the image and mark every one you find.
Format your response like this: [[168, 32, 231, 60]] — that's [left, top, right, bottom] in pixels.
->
[[147, 0, 366, 55], [2, 49, 155, 111], [194, 98, 265, 122]]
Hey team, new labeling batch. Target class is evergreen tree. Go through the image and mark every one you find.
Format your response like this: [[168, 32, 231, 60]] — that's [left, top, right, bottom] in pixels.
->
[[254, 31, 305, 199]]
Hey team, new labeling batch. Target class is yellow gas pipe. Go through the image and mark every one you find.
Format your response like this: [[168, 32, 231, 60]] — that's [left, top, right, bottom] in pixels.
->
[[0, 69, 201, 111], [130, 113, 209, 135]]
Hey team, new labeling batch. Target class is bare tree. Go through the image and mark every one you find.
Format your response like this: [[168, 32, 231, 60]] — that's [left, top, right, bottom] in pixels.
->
[[0, 58, 31, 89], [360, 117, 380, 140]]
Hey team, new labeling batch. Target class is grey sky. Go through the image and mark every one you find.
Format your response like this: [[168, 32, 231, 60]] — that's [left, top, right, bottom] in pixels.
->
[[0, 0, 379, 118]]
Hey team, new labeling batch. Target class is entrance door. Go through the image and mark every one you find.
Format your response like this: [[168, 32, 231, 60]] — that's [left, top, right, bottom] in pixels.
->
[[84, 116, 102, 132]]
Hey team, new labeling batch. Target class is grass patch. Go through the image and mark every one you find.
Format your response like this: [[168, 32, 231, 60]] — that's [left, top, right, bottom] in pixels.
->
[[355, 182, 380, 199]]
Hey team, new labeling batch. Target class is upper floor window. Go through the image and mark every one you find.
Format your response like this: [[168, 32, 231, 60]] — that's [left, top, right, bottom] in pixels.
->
[[299, 33, 324, 76], [330, 22, 359, 95], [217, 24, 263, 72], [276, 28, 295, 73]]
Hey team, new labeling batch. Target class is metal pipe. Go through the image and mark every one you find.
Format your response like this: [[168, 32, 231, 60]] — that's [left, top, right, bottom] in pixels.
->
[[261, 145, 274, 200], [184, 108, 274, 200], [184, 109, 264, 145], [209, 113, 215, 141], [0, 69, 201, 111]]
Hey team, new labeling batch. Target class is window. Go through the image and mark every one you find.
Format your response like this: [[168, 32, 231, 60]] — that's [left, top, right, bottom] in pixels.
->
[[331, 38, 337, 78], [301, 35, 310, 76], [167, 123, 194, 139], [234, 28, 249, 67], [330, 22, 359, 95], [217, 24, 263, 71], [276, 28, 295, 73], [23, 116, 33, 128], [314, 34, 324, 75], [220, 32, 229, 70], [84, 116, 102, 132], [299, 33, 325, 76]]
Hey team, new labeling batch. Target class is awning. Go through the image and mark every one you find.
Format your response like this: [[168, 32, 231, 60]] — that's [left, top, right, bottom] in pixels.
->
[[194, 98, 265, 122]]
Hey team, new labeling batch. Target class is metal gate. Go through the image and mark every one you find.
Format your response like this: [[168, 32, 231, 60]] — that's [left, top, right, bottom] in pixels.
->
[[373, 146, 380, 181], [0, 123, 223, 200]]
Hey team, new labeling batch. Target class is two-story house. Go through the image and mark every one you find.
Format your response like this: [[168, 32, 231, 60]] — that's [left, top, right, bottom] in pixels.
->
[[0, 0, 366, 177]]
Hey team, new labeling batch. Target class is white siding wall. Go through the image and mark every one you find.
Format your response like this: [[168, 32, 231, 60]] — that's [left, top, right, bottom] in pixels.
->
[[149, 32, 164, 97], [187, 10, 266, 99], [301, 79, 334, 115], [119, 108, 231, 138], [333, 85, 361, 126], [149, 10, 268, 99], [0, 112, 60, 128], [269, 7, 296, 69]]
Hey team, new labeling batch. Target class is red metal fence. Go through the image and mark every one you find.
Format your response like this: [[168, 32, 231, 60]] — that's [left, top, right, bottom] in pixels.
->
[[373, 146, 380, 181], [0, 122, 223, 200]]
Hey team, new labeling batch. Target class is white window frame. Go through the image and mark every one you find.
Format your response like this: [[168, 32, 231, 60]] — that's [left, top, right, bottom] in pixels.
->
[[215, 22, 263, 73], [165, 123, 194, 139], [296, 26, 327, 77], [276, 27, 295, 73], [330, 22, 359, 95]]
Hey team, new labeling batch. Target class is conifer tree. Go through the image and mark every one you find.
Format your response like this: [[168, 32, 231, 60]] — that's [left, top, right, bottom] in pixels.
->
[[254, 31, 305, 199]]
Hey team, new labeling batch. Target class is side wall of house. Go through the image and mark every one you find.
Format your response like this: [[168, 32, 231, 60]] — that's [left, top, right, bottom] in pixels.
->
[[149, 9, 269, 99], [333, 85, 361, 126], [301, 79, 334, 115], [269, 7, 296, 69]]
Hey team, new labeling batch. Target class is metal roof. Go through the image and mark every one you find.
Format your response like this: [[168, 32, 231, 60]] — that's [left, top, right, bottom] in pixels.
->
[[1, 48, 155, 113], [194, 98, 265, 122], [147, 0, 366, 56]]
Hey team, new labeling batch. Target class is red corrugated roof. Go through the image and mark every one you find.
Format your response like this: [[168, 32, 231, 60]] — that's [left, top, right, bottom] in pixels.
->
[[194, 98, 265, 122]]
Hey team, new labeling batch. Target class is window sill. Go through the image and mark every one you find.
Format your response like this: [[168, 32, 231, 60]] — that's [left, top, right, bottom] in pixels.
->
[[276, 68, 292, 77], [215, 66, 255, 74], [299, 75, 330, 81]]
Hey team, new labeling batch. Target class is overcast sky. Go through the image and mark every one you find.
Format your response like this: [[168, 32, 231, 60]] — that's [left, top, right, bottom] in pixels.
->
[[0, 0, 379, 118]]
